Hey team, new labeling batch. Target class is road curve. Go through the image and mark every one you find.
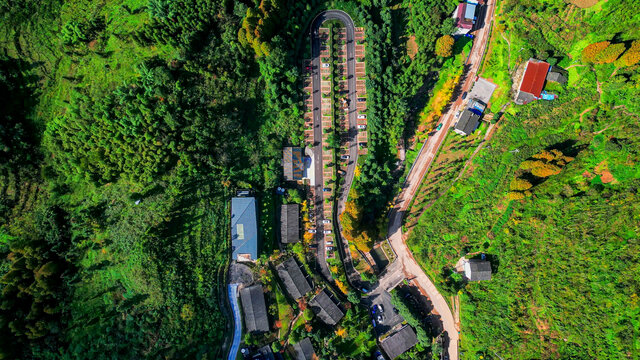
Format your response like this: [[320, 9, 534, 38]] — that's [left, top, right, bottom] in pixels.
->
[[310, 10, 362, 288], [382, 2, 496, 359]]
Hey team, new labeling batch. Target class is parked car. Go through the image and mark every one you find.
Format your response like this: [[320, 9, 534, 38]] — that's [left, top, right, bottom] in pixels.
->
[[378, 305, 384, 313], [436, 123, 443, 131], [357, 98, 366, 102], [323, 187, 331, 192], [340, 155, 350, 160], [308, 229, 317, 234], [323, 230, 332, 235], [309, 244, 318, 249], [326, 246, 333, 251], [357, 124, 367, 130], [377, 314, 383, 322], [322, 219, 331, 224], [357, 114, 366, 119], [326, 241, 333, 245], [322, 63, 330, 68], [372, 304, 380, 314], [462, 91, 468, 99]]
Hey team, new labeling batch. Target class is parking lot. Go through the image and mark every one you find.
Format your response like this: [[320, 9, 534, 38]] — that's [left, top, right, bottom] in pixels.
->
[[367, 291, 404, 336]]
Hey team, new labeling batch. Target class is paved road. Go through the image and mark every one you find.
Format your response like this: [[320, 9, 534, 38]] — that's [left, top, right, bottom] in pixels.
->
[[226, 284, 242, 360], [310, 10, 362, 287], [379, 2, 496, 360]]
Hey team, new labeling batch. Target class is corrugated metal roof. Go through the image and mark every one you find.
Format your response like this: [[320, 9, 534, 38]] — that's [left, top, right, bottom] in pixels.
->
[[464, 3, 477, 20], [519, 60, 550, 98], [231, 197, 258, 261], [283, 147, 304, 181]]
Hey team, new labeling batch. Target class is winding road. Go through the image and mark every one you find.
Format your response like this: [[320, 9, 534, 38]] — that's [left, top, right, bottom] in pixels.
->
[[310, 10, 362, 288], [377, 2, 496, 359]]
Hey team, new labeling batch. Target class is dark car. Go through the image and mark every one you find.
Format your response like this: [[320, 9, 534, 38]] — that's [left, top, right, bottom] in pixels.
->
[[323, 187, 331, 192], [462, 91, 468, 100]]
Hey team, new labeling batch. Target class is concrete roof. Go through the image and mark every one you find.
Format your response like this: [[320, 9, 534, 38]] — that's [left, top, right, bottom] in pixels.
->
[[277, 257, 312, 300], [309, 289, 344, 325], [232, 197, 258, 261], [240, 284, 269, 333], [380, 326, 419, 359]]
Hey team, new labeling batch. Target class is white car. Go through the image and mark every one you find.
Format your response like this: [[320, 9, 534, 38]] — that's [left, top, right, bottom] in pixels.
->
[[326, 246, 334, 251], [357, 114, 366, 119], [323, 230, 332, 235], [326, 241, 334, 245], [322, 63, 330, 68], [308, 229, 317, 234], [322, 220, 331, 224], [357, 124, 367, 130]]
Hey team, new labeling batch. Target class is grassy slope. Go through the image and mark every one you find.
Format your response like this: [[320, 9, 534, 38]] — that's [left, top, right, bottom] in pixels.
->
[[407, 1, 640, 357]]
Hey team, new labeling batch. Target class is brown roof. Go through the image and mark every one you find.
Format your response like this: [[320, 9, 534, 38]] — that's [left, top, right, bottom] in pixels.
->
[[519, 60, 550, 98]]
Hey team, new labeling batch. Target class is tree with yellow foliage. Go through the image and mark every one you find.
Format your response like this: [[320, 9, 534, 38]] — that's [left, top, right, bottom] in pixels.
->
[[435, 35, 454, 57], [510, 178, 532, 191], [582, 41, 610, 63]]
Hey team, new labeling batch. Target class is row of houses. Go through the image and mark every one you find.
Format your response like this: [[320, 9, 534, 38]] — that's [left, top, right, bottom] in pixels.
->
[[237, 257, 345, 359]]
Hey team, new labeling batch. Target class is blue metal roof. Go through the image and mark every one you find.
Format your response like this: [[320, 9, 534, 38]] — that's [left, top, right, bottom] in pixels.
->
[[231, 197, 258, 261], [464, 3, 477, 20]]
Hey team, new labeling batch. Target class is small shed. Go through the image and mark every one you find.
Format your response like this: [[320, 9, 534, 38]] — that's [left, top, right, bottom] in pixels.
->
[[546, 71, 568, 85], [464, 259, 492, 281], [454, 109, 481, 136]]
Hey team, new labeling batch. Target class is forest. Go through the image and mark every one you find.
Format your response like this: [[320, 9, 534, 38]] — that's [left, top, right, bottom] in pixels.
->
[[0, 0, 457, 358], [407, 0, 640, 358]]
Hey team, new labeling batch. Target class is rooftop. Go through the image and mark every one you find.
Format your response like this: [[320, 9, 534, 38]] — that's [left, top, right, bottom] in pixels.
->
[[309, 289, 344, 325], [240, 284, 270, 333], [519, 59, 550, 98], [464, 259, 492, 281], [283, 147, 304, 181], [454, 109, 481, 136], [455, 3, 473, 29], [280, 204, 300, 244], [292, 338, 316, 360], [231, 197, 258, 262], [380, 326, 419, 359], [276, 257, 312, 300]]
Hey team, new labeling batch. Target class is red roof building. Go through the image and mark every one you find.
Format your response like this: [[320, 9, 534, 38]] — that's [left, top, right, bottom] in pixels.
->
[[515, 59, 550, 105]]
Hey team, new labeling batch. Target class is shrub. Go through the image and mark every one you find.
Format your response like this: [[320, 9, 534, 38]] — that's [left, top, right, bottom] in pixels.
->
[[582, 41, 610, 63]]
